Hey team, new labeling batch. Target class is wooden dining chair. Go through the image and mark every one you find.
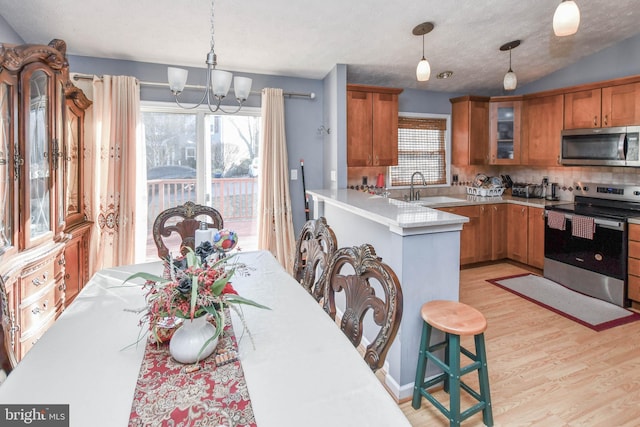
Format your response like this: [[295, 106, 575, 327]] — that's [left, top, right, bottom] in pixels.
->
[[323, 244, 403, 372], [152, 201, 224, 260], [293, 217, 338, 302], [0, 275, 16, 381]]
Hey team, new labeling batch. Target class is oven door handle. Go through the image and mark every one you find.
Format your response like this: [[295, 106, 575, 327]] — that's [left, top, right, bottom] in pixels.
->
[[545, 211, 624, 230]]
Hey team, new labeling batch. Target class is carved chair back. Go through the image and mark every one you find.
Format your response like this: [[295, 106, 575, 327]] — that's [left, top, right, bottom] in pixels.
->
[[152, 201, 224, 260], [293, 217, 338, 302], [323, 244, 403, 372]]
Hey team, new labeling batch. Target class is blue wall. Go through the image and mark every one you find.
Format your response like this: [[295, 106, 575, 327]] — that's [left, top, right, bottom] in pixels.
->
[[518, 33, 640, 94]]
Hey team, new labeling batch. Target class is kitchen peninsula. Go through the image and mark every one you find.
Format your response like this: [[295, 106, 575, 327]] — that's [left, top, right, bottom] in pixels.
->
[[306, 189, 468, 400]]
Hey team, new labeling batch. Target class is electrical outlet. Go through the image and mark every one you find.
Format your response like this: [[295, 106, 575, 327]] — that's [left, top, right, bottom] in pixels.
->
[[452, 174, 459, 183], [291, 169, 298, 180]]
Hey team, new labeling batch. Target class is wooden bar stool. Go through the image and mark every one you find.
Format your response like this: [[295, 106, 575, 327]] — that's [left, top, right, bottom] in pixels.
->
[[412, 300, 493, 427]]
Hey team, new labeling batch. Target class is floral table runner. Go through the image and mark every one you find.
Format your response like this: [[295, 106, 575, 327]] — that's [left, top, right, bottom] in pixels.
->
[[128, 313, 257, 427]]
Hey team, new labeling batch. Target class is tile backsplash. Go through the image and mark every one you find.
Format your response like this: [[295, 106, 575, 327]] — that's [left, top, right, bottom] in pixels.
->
[[348, 165, 640, 202]]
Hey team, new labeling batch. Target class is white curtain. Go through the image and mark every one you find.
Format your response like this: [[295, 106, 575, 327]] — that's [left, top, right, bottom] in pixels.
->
[[89, 75, 144, 271], [257, 88, 296, 272]]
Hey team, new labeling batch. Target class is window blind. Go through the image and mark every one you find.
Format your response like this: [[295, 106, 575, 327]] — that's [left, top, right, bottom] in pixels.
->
[[390, 117, 447, 186]]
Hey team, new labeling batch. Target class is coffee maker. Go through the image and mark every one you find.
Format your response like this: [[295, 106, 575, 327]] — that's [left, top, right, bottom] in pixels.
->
[[546, 182, 559, 201]]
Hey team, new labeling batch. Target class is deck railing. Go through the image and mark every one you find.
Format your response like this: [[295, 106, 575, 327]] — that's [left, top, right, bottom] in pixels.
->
[[147, 177, 259, 225]]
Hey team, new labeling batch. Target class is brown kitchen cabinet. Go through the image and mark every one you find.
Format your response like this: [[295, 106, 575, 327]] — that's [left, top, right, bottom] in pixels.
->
[[628, 224, 640, 306], [564, 82, 640, 129], [491, 204, 508, 260], [507, 204, 529, 264], [347, 84, 403, 167], [489, 98, 522, 165], [450, 96, 490, 165], [527, 207, 545, 269], [521, 94, 563, 166], [439, 204, 505, 265]]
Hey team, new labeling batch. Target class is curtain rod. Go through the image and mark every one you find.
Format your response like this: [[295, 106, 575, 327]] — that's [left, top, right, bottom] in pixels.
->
[[72, 73, 316, 99]]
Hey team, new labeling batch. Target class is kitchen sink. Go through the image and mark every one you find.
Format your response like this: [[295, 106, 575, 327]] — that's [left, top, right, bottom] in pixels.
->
[[409, 196, 464, 206]]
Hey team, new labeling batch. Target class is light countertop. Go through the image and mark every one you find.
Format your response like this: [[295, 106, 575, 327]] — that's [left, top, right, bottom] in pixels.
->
[[307, 189, 469, 230], [307, 189, 568, 231]]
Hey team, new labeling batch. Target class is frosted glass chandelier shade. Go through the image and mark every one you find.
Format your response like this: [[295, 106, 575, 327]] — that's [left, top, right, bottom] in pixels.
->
[[234, 76, 253, 101], [553, 0, 580, 37], [503, 70, 517, 91], [212, 70, 233, 97], [168, 67, 189, 94], [416, 58, 431, 81]]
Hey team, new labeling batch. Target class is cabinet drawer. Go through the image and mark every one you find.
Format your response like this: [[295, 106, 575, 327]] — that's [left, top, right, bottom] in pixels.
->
[[20, 259, 55, 300], [19, 314, 56, 358], [630, 224, 640, 242], [629, 258, 640, 277], [628, 274, 640, 302], [19, 284, 56, 335], [629, 240, 640, 258]]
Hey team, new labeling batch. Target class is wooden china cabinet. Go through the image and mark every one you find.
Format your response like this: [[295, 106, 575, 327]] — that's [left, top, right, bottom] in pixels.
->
[[0, 39, 91, 364]]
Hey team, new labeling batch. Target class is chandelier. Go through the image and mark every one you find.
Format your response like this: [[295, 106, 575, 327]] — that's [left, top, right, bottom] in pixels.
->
[[167, 0, 252, 113]]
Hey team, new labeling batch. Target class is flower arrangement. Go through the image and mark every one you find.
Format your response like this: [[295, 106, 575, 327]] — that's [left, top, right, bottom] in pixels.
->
[[124, 232, 268, 351]]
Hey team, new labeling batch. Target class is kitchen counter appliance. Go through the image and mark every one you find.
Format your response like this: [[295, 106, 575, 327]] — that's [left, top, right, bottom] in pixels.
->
[[511, 182, 544, 199], [544, 182, 640, 307]]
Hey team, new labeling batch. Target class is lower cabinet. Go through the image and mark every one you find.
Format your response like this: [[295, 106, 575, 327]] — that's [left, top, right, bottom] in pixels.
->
[[628, 224, 640, 305], [439, 202, 544, 268], [439, 204, 507, 266], [527, 207, 545, 269], [507, 204, 529, 263]]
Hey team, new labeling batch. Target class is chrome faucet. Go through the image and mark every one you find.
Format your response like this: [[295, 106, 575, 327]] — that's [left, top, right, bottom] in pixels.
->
[[410, 171, 427, 201]]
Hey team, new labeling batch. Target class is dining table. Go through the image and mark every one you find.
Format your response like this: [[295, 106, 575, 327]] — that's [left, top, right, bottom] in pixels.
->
[[0, 250, 411, 427]]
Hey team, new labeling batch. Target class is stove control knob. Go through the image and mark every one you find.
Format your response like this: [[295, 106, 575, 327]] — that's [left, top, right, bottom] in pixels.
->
[[583, 186, 589, 192], [634, 191, 640, 196], [575, 185, 582, 191]]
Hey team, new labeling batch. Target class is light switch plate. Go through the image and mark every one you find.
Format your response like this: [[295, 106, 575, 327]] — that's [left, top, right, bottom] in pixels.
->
[[291, 169, 298, 180], [331, 170, 337, 181]]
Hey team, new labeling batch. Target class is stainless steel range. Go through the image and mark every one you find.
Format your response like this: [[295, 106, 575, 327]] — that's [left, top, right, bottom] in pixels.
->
[[544, 182, 640, 307]]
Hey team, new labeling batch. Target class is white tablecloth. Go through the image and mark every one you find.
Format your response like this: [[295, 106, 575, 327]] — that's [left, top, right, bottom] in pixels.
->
[[0, 251, 411, 427]]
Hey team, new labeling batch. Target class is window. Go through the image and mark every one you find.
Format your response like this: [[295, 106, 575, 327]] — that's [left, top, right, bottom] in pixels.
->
[[141, 103, 261, 260], [389, 114, 450, 187]]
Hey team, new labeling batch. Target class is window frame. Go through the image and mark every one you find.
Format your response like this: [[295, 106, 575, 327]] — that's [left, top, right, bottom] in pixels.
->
[[140, 101, 261, 203], [389, 111, 452, 189]]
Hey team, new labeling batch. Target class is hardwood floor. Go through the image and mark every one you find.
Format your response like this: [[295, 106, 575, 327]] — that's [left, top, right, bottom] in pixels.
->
[[399, 262, 640, 426]]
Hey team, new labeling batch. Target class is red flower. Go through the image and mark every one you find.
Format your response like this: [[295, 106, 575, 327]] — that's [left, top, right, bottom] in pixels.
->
[[221, 283, 238, 295]]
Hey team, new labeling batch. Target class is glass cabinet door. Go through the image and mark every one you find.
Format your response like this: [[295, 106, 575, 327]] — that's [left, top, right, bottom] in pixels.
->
[[56, 81, 65, 231], [490, 100, 521, 164], [0, 82, 12, 253], [65, 103, 80, 219], [26, 69, 52, 242]]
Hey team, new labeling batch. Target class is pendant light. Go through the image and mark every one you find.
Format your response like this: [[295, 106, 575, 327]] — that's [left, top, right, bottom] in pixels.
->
[[167, 0, 252, 113], [412, 22, 434, 81], [553, 0, 580, 37], [500, 40, 520, 91]]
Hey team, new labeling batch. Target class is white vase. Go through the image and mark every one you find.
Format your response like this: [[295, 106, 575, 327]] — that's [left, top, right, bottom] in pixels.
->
[[169, 316, 219, 364]]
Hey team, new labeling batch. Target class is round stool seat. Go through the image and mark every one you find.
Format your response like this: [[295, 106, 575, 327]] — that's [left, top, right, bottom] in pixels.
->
[[420, 300, 487, 336]]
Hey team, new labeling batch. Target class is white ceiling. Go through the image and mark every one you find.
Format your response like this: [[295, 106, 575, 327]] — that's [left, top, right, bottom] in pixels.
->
[[1, 0, 639, 94]]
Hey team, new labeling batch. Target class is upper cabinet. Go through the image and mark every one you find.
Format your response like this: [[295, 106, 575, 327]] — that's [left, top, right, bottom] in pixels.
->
[[564, 82, 640, 129], [489, 98, 522, 165], [450, 96, 490, 165], [522, 94, 564, 166], [347, 84, 403, 167]]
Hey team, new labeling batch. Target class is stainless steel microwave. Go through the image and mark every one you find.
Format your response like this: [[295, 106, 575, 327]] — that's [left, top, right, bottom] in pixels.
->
[[560, 126, 640, 166]]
